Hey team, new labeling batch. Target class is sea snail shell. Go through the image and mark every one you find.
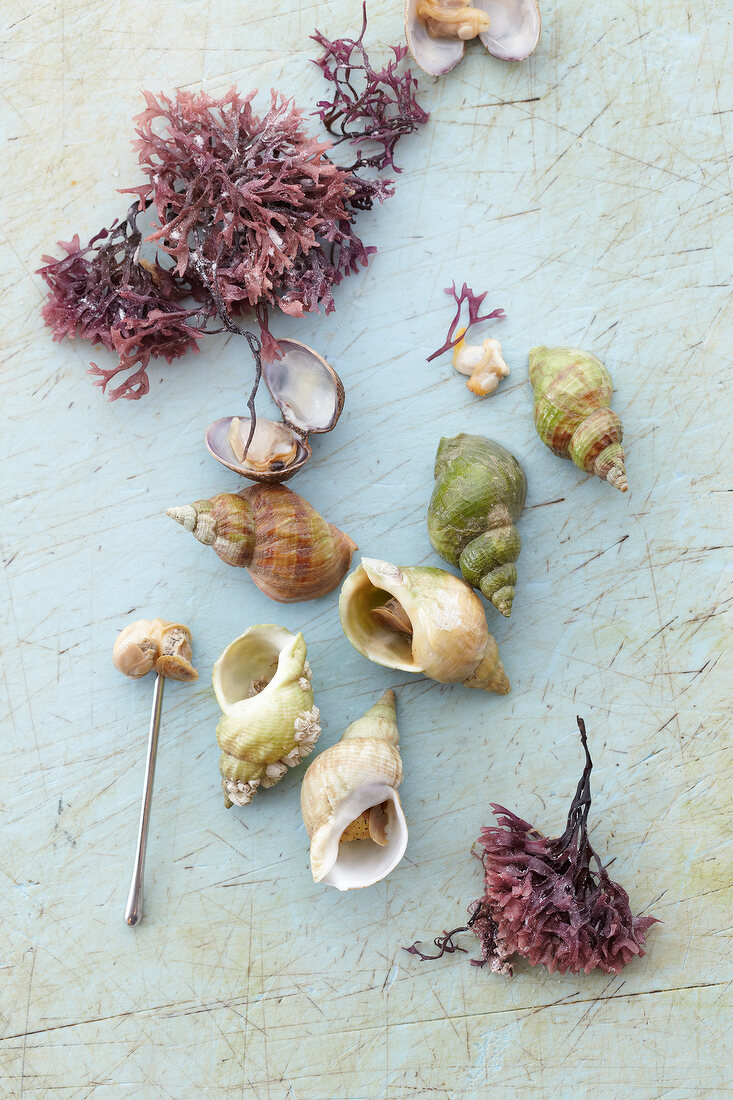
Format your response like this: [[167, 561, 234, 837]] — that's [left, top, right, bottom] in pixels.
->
[[212, 625, 321, 807], [166, 484, 357, 602], [339, 558, 510, 693], [428, 434, 527, 617], [300, 689, 408, 890], [529, 346, 628, 493]]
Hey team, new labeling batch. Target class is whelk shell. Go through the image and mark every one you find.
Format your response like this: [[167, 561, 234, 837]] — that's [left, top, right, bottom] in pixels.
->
[[300, 689, 408, 890], [339, 558, 510, 693], [166, 484, 357, 603], [213, 625, 320, 807]]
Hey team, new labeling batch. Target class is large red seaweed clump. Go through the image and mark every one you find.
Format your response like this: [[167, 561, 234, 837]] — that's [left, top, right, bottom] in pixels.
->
[[37, 7, 428, 400]]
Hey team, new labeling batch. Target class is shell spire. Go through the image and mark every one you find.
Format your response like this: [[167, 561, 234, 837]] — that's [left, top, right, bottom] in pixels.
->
[[166, 484, 356, 602], [300, 690, 407, 890], [341, 689, 398, 746], [428, 434, 527, 617], [529, 346, 628, 493]]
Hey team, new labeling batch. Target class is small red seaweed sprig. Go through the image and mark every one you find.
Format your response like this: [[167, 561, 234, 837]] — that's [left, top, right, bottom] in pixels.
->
[[38, 7, 427, 401], [426, 281, 505, 362], [406, 718, 658, 976], [312, 2, 429, 208]]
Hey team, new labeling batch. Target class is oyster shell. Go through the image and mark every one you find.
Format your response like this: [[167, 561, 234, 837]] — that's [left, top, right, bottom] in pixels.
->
[[205, 339, 344, 483]]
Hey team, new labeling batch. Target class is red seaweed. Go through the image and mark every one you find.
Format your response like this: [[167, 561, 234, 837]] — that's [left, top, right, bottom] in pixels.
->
[[426, 281, 505, 362], [37, 207, 202, 400], [406, 718, 659, 976], [38, 7, 427, 400]]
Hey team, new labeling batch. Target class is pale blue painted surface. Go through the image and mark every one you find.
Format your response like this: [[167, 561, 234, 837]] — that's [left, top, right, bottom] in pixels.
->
[[1, 1, 730, 1096]]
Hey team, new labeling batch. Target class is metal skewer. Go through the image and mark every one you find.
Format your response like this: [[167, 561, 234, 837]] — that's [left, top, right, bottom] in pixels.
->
[[113, 617, 197, 927], [124, 672, 165, 926]]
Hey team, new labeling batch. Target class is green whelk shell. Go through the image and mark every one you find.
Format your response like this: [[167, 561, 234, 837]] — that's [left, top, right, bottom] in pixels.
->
[[427, 434, 527, 617]]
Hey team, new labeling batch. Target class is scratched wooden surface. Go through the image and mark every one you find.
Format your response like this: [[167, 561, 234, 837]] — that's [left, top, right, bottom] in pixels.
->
[[1, 0, 731, 1097]]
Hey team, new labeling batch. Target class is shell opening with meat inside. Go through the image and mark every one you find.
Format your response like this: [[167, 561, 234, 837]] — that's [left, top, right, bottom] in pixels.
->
[[313, 783, 408, 891], [214, 626, 294, 707], [340, 564, 419, 672]]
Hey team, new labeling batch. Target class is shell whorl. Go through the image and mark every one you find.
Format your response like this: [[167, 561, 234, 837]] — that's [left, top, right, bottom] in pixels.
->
[[166, 493, 255, 566]]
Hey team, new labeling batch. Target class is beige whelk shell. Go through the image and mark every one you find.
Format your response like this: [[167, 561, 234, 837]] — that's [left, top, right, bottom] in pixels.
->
[[205, 339, 345, 484], [339, 559, 510, 693], [213, 625, 320, 807], [404, 0, 541, 76], [300, 689, 408, 891]]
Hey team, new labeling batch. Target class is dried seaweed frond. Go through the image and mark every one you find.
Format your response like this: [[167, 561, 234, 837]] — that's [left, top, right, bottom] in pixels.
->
[[37, 205, 202, 400], [312, 2, 429, 182], [406, 718, 659, 976], [130, 87, 359, 348]]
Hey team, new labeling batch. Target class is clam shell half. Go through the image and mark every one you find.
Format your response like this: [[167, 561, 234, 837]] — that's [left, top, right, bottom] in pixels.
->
[[477, 0, 540, 61], [404, 0, 466, 76], [205, 416, 309, 483]]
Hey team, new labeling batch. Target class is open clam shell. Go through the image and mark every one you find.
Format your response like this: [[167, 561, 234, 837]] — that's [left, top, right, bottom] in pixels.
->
[[205, 339, 345, 484], [477, 0, 540, 61], [404, 0, 540, 73]]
